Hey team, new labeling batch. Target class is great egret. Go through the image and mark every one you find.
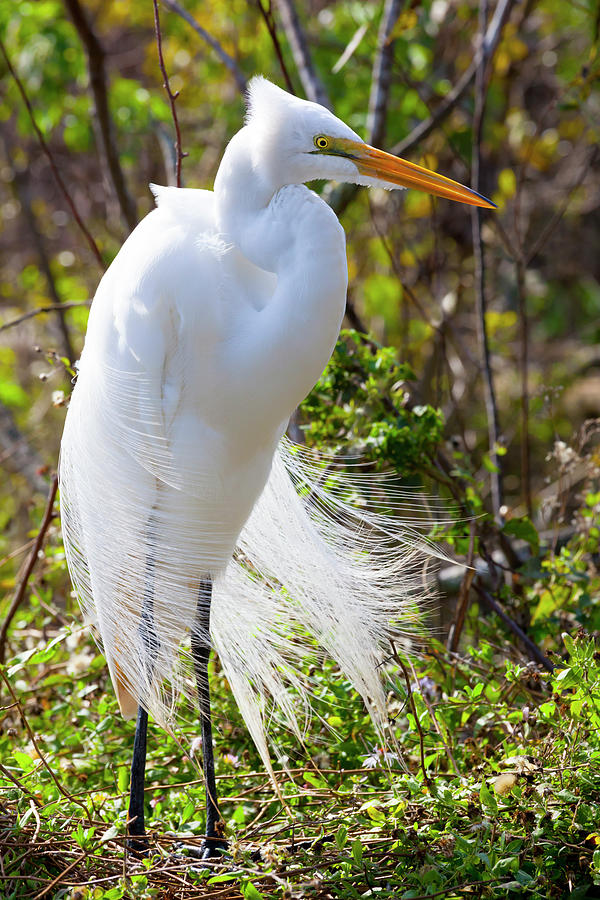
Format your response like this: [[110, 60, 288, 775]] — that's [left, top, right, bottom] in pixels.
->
[[60, 76, 494, 857]]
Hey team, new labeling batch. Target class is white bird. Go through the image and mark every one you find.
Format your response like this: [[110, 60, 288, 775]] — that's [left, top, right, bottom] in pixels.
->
[[60, 76, 494, 856]]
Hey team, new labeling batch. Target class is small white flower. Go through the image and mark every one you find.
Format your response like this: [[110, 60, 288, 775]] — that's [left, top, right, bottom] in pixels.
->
[[361, 746, 399, 768]]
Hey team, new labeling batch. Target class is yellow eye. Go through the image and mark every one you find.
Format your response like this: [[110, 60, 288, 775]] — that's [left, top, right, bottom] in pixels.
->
[[314, 135, 329, 150]]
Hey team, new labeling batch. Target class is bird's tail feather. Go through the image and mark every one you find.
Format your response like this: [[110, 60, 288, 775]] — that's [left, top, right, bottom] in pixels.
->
[[211, 437, 447, 776]]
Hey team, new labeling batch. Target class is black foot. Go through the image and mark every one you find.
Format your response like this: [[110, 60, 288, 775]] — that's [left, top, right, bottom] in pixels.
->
[[127, 834, 150, 857], [200, 838, 228, 860], [174, 837, 228, 861]]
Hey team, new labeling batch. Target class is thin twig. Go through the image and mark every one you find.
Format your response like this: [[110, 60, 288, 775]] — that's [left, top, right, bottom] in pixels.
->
[[515, 255, 531, 517], [408, 658, 460, 777], [0, 475, 58, 665], [274, 0, 330, 107], [162, 0, 247, 94], [64, 0, 137, 231], [525, 146, 599, 265], [255, 0, 296, 93], [33, 851, 89, 899], [391, 0, 515, 157], [0, 669, 92, 821], [0, 39, 104, 269], [470, 0, 503, 522], [328, 0, 515, 219], [152, 0, 187, 187], [0, 763, 42, 808], [396, 653, 431, 785], [473, 582, 554, 672], [448, 521, 476, 653], [1, 134, 74, 361], [0, 301, 91, 335], [0, 404, 48, 495], [368, 0, 403, 148]]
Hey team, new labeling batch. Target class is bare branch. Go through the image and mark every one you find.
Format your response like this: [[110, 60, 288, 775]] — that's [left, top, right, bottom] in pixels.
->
[[0, 301, 91, 335], [152, 0, 187, 187], [329, 0, 515, 220], [1, 132, 74, 362], [0, 403, 48, 494], [473, 582, 555, 672], [525, 146, 599, 265], [255, 0, 296, 94], [0, 38, 105, 269], [274, 0, 330, 107], [391, 0, 516, 157], [0, 474, 58, 665], [162, 0, 247, 95], [367, 0, 402, 147], [471, 0, 504, 522], [64, 0, 137, 230]]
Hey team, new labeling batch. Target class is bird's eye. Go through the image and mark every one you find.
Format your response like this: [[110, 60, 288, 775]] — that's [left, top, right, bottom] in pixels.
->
[[314, 135, 329, 150]]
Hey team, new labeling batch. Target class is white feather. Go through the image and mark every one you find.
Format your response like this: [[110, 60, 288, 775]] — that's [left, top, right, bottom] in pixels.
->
[[60, 77, 458, 780]]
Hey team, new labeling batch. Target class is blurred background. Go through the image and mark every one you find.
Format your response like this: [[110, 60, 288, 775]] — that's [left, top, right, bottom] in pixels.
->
[[1, 0, 599, 536], [1, 2, 600, 894]]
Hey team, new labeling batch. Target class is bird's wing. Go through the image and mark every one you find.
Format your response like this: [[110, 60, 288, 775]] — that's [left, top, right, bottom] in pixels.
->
[[60, 192, 239, 720]]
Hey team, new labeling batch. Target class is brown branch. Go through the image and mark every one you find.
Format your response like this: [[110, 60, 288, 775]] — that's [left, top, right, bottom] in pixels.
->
[[0, 403, 48, 495], [0, 667, 92, 821], [344, 292, 369, 333], [0, 38, 104, 269], [327, 0, 515, 220], [0, 301, 91, 335], [33, 850, 89, 900], [470, 0, 504, 523], [367, 0, 403, 148], [255, 0, 296, 94], [515, 256, 531, 517], [64, 0, 137, 231], [0, 763, 42, 808], [152, 0, 187, 187], [395, 653, 431, 785], [473, 582, 555, 672], [162, 0, 247, 94], [391, 0, 516, 157], [6, 162, 74, 362], [525, 146, 599, 266], [274, 0, 330, 107], [448, 522, 476, 653], [0, 131, 74, 361], [0, 475, 58, 665]]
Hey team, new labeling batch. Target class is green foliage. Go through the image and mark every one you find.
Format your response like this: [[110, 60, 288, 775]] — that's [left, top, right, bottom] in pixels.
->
[[1, 0, 600, 896], [300, 330, 444, 478]]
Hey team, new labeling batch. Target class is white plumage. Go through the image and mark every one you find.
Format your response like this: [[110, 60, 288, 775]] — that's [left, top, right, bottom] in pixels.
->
[[60, 77, 493, 786]]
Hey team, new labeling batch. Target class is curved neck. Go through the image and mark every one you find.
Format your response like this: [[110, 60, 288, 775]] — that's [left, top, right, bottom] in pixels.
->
[[215, 129, 348, 431], [215, 128, 279, 271]]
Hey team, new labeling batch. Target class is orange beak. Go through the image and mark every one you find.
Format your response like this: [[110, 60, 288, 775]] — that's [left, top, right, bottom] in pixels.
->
[[339, 139, 496, 210]]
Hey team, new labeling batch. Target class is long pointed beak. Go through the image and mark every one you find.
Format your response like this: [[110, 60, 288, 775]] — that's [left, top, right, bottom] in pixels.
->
[[350, 141, 496, 210]]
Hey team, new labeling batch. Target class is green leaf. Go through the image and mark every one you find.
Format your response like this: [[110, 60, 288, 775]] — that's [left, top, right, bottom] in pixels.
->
[[502, 516, 540, 553], [335, 825, 348, 850], [117, 766, 129, 794], [13, 751, 36, 773], [242, 883, 264, 900], [352, 839, 363, 865], [479, 779, 498, 812], [180, 800, 195, 824]]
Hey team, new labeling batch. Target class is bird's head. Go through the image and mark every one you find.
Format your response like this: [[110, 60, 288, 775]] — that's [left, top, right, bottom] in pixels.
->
[[245, 76, 494, 209]]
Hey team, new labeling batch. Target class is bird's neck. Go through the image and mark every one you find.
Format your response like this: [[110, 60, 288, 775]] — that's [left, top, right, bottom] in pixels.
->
[[214, 128, 284, 271], [214, 128, 348, 428]]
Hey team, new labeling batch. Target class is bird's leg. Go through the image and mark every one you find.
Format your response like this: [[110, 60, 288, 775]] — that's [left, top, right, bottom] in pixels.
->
[[127, 705, 149, 853], [127, 519, 160, 855], [191, 578, 227, 859]]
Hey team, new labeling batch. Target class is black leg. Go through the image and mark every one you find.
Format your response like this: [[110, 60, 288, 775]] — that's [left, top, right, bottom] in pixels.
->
[[191, 579, 227, 858], [127, 705, 149, 854], [127, 515, 159, 855]]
